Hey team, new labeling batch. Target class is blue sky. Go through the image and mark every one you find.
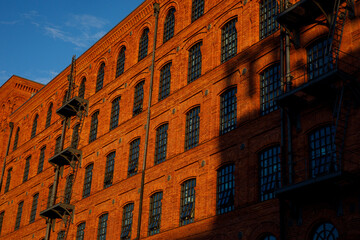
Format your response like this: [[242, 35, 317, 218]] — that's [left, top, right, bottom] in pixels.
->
[[0, 0, 144, 86]]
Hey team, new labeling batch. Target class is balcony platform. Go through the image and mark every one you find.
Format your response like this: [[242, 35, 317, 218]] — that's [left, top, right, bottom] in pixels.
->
[[40, 202, 74, 220], [56, 96, 88, 118], [48, 147, 82, 167]]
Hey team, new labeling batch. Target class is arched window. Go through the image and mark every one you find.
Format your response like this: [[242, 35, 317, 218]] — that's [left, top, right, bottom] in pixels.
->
[[104, 151, 115, 188], [31, 114, 39, 139], [96, 63, 105, 92], [261, 234, 277, 240], [76, 222, 86, 240], [185, 106, 200, 151], [121, 203, 134, 239], [191, 0, 204, 22], [128, 138, 140, 177], [4, 168, 12, 193], [180, 179, 196, 226], [62, 90, 68, 105], [155, 123, 168, 165], [260, 64, 281, 115], [221, 18, 237, 63], [78, 77, 86, 99], [71, 124, 80, 148], [89, 111, 99, 143], [159, 62, 171, 100], [149, 192, 163, 235], [110, 97, 121, 130], [163, 8, 175, 43], [220, 87, 237, 135], [64, 174, 74, 204], [260, 0, 279, 40], [307, 39, 333, 81], [312, 222, 339, 240], [188, 42, 202, 83], [217, 164, 235, 214], [45, 103, 53, 128], [133, 81, 144, 117], [13, 127, 20, 151], [138, 28, 149, 61], [37, 146, 46, 174], [82, 163, 93, 198], [116, 47, 126, 78], [23, 156, 31, 183], [15, 201, 24, 230], [29, 193, 39, 223]]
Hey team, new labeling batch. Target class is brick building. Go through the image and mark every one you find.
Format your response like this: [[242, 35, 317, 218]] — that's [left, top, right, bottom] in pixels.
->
[[0, 0, 360, 239]]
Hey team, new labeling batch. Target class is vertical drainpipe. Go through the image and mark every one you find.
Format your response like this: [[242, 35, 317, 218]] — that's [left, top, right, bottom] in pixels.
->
[[0, 122, 14, 193], [136, 2, 160, 239]]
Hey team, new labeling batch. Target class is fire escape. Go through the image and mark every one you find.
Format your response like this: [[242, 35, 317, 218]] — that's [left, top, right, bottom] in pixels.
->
[[39, 56, 88, 240], [276, 0, 359, 199]]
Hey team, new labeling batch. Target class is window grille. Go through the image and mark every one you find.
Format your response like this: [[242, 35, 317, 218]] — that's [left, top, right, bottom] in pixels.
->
[[121, 203, 134, 240], [31, 114, 38, 139], [133, 81, 144, 117], [155, 124, 168, 165], [185, 107, 200, 151], [47, 185, 53, 208], [78, 78, 86, 99], [221, 18, 237, 63], [96, 63, 105, 92], [159, 62, 171, 101], [164, 8, 175, 43], [188, 42, 202, 83], [45, 103, 53, 128], [220, 87, 237, 135], [138, 29, 149, 61], [260, 0, 279, 40], [128, 139, 140, 177], [37, 146, 46, 174], [57, 231, 65, 240], [4, 168, 12, 193], [180, 179, 196, 226], [13, 127, 19, 151], [116, 47, 126, 77], [0, 211, 4, 235], [83, 164, 93, 198], [104, 152, 115, 188], [309, 126, 336, 178], [110, 97, 121, 130], [191, 0, 204, 22], [259, 146, 281, 201], [15, 201, 24, 230], [89, 111, 99, 143], [55, 136, 62, 155], [71, 124, 80, 149], [23, 156, 31, 182], [149, 192, 163, 235], [312, 222, 339, 240], [29, 193, 39, 223], [64, 174, 74, 204], [217, 164, 235, 214], [260, 64, 281, 115], [76, 222, 86, 240], [307, 39, 333, 81], [97, 213, 108, 240], [262, 235, 277, 240]]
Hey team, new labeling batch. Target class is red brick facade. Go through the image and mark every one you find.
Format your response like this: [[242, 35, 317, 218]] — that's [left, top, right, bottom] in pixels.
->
[[1, 0, 360, 239]]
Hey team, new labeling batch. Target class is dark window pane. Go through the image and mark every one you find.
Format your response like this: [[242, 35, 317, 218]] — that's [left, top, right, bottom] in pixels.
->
[[260, 0, 279, 40], [307, 39, 333, 81], [78, 78, 86, 99], [121, 203, 134, 240], [312, 222, 339, 240], [45, 103, 53, 128], [164, 8, 175, 43], [217, 164, 235, 214], [4, 168, 12, 193], [191, 0, 204, 22], [38, 146, 46, 174], [220, 87, 237, 135], [155, 124, 168, 165], [159, 62, 171, 101], [0, 211, 4, 235], [149, 192, 163, 235], [89, 111, 99, 143], [76, 222, 86, 240], [55, 136, 62, 155], [260, 64, 281, 115], [180, 179, 196, 226], [138, 29, 149, 61], [71, 124, 80, 148], [128, 139, 140, 177], [110, 97, 121, 130], [221, 18, 237, 63], [116, 47, 126, 77], [185, 107, 200, 151], [83, 164, 93, 198], [29, 193, 39, 223], [133, 81, 144, 117], [97, 214, 108, 240], [64, 174, 74, 204], [13, 127, 19, 151], [47, 185, 53, 208], [23, 156, 31, 182], [57, 231, 65, 240], [31, 114, 38, 139], [96, 63, 105, 92], [15, 201, 24, 230], [188, 42, 202, 83], [104, 152, 115, 188]]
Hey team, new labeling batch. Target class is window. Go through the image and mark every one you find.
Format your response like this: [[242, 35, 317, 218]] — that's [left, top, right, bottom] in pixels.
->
[[163, 8, 175, 43], [221, 18, 237, 63], [312, 222, 339, 240], [78, 77, 86, 99], [45, 103, 53, 128], [97, 213, 108, 240], [180, 179, 196, 226], [121, 203, 134, 240], [110, 97, 121, 130], [71, 124, 80, 148], [62, 91, 68, 105], [13, 127, 19, 151], [4, 168, 12, 193], [149, 192, 163, 236], [259, 146, 281, 201], [64, 174, 74, 204], [38, 146, 46, 174], [138, 28, 149, 61], [31, 114, 38, 139], [29, 193, 39, 223], [159, 62, 171, 101], [116, 47, 126, 77], [262, 235, 277, 240], [47, 184, 53, 208], [260, 0, 279, 40], [217, 164, 235, 214], [96, 63, 105, 92], [55, 136, 62, 155], [133, 81, 144, 117], [128, 139, 140, 177], [76, 222, 86, 240], [191, 0, 204, 22], [104, 152, 115, 188], [188, 42, 202, 83], [15, 201, 23, 230], [23, 156, 31, 182], [155, 124, 168, 165], [260, 64, 281, 115], [308, 39, 333, 81], [185, 106, 200, 151], [0, 211, 4, 235], [57, 231, 65, 240], [89, 111, 99, 143], [309, 126, 336, 178], [83, 164, 93, 198], [220, 87, 237, 135]]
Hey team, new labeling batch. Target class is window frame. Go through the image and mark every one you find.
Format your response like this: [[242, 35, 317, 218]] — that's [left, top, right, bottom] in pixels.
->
[[23, 156, 31, 182], [217, 164, 235, 214], [116, 47, 126, 78], [96, 63, 105, 92], [260, 64, 281, 115], [71, 124, 80, 148], [155, 123, 168, 165], [191, 0, 204, 22], [4, 168, 12, 193], [97, 213, 108, 240], [89, 111, 99, 143], [13, 127, 19, 151], [133, 81, 144, 117], [104, 151, 115, 188], [15, 201, 24, 230], [82, 163, 94, 198], [221, 18, 238, 63], [220, 87, 237, 135], [312, 222, 339, 240], [185, 106, 200, 151], [128, 139, 140, 177], [158, 62, 172, 101], [163, 8, 176, 43], [31, 114, 39, 139], [259, 0, 279, 40], [138, 28, 149, 61], [307, 38, 333, 81], [64, 174, 74, 204], [180, 179, 196, 226], [29, 193, 39, 223], [188, 42, 202, 83], [76, 222, 86, 240], [78, 77, 86, 99], [148, 192, 163, 236], [110, 97, 121, 130], [121, 203, 134, 240], [45, 103, 53, 128]]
